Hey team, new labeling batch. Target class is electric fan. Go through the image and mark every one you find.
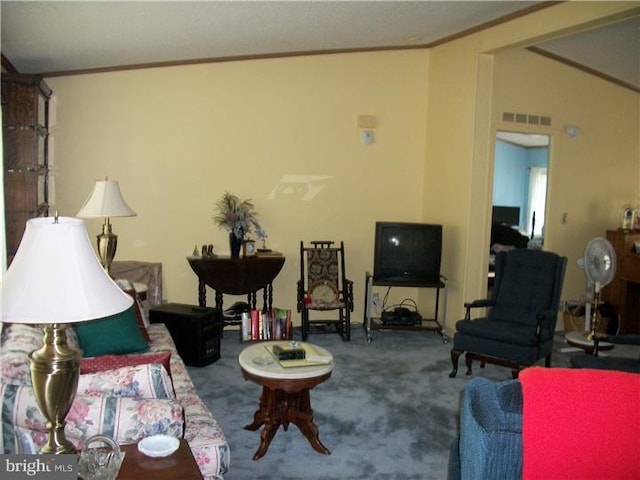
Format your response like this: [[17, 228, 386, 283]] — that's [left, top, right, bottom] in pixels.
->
[[579, 237, 616, 339]]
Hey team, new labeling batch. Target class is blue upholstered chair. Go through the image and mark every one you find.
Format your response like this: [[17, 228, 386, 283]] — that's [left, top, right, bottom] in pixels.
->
[[448, 377, 523, 480], [449, 249, 567, 378]]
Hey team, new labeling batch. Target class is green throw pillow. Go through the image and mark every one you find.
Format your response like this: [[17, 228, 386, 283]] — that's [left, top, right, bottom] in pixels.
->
[[74, 307, 149, 357]]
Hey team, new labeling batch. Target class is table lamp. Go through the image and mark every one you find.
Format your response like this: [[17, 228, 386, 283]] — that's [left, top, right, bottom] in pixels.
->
[[76, 178, 136, 275], [1, 215, 134, 454]]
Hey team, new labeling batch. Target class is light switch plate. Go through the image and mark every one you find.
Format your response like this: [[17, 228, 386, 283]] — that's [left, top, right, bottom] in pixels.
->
[[362, 130, 375, 144]]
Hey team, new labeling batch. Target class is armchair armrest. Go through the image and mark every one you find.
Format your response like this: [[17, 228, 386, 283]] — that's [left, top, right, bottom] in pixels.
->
[[463, 299, 495, 320], [464, 299, 494, 309]]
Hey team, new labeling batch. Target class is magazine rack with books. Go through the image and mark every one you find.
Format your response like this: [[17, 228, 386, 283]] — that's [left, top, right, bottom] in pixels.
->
[[241, 308, 293, 342]]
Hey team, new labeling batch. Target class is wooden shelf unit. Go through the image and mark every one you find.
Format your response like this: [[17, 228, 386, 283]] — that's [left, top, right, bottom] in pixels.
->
[[363, 272, 448, 342], [602, 229, 640, 334], [2, 74, 52, 265]]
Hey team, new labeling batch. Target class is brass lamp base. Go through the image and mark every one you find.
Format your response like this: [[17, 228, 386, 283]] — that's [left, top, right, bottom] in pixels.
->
[[29, 324, 82, 454], [96, 218, 118, 276]]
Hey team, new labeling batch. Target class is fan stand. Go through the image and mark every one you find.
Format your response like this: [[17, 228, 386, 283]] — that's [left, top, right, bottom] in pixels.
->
[[586, 287, 602, 341]]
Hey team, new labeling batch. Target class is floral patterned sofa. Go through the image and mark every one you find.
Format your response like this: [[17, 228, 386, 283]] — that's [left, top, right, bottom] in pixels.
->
[[0, 318, 230, 479]]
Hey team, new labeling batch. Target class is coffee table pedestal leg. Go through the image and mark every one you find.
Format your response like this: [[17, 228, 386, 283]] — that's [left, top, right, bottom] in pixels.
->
[[244, 385, 330, 460]]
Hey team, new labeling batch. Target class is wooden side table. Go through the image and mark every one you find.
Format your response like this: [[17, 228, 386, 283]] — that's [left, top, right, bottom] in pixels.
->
[[117, 439, 202, 479], [187, 255, 285, 322], [238, 342, 333, 460]]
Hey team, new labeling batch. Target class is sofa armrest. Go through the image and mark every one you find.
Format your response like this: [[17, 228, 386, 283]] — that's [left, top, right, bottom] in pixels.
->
[[1, 383, 184, 453], [77, 362, 175, 399]]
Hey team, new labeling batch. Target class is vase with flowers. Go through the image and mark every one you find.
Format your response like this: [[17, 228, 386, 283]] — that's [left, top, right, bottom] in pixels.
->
[[214, 191, 265, 257]]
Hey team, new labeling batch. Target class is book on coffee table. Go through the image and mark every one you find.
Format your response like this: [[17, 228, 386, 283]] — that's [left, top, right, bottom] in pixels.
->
[[264, 342, 331, 368]]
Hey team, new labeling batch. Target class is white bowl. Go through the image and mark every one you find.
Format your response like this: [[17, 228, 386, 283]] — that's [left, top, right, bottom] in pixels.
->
[[137, 435, 180, 458]]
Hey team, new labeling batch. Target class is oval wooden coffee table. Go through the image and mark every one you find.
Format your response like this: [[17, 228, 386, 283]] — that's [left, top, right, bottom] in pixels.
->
[[238, 341, 333, 460]]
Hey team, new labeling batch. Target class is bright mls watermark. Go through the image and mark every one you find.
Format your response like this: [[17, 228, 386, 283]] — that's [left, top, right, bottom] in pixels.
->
[[1, 454, 77, 480]]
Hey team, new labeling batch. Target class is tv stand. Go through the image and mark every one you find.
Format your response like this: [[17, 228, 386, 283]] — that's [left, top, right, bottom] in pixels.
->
[[363, 272, 448, 343]]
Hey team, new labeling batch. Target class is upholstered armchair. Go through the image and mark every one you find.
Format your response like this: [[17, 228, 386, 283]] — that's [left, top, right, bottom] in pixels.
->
[[449, 249, 567, 378]]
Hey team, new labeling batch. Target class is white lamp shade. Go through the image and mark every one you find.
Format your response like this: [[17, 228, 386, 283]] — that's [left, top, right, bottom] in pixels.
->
[[1, 217, 133, 324], [76, 180, 136, 218]]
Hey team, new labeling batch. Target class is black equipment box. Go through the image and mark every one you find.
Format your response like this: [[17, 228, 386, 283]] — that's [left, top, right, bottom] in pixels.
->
[[381, 309, 423, 326], [150, 303, 222, 367]]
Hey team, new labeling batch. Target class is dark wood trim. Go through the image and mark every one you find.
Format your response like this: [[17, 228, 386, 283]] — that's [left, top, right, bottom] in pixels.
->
[[37, 46, 424, 77], [426, 1, 560, 49], [1, 54, 19, 74], [528, 46, 640, 94], [19, 2, 557, 78]]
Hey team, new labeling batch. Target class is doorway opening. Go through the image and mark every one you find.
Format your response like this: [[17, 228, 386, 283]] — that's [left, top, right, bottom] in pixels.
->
[[488, 131, 550, 293], [492, 131, 550, 245]]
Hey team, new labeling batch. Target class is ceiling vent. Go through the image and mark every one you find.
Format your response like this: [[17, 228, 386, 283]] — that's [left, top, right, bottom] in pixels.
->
[[502, 112, 551, 126]]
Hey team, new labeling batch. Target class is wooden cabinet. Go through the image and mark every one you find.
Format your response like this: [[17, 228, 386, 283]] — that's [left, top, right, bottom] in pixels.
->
[[602, 229, 640, 334], [1, 74, 52, 264]]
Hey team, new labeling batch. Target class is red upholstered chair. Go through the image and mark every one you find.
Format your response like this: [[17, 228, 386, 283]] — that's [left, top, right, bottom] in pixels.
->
[[520, 367, 640, 479]]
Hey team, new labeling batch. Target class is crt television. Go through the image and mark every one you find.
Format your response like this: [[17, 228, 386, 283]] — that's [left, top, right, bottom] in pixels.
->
[[373, 222, 443, 286]]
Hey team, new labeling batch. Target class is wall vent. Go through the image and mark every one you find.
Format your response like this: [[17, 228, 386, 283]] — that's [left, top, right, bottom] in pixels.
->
[[515, 113, 527, 123], [502, 112, 552, 126]]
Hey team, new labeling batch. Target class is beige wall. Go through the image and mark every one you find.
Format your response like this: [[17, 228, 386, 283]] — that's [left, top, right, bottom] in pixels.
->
[[48, 50, 431, 320], [492, 48, 639, 304], [45, 1, 639, 334], [423, 1, 639, 333]]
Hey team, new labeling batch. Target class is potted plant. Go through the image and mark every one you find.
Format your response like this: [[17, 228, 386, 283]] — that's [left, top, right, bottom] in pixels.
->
[[214, 192, 265, 257]]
